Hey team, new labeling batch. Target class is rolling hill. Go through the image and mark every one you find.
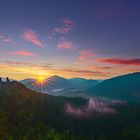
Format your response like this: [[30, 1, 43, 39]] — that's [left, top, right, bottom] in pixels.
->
[[0, 79, 140, 139], [87, 72, 140, 102]]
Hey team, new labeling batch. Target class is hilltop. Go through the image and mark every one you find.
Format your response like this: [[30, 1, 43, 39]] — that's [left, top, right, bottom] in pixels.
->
[[87, 72, 140, 102]]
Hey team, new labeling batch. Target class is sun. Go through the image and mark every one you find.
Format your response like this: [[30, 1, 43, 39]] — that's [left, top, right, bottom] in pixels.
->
[[32, 75, 47, 91], [32, 75, 53, 92], [37, 75, 46, 84]]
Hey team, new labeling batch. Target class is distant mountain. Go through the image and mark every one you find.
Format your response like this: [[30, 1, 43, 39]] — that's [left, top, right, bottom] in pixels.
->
[[69, 78, 87, 85], [44, 75, 74, 90], [69, 78, 98, 88], [87, 72, 140, 102], [20, 73, 140, 102], [20, 75, 72, 93], [20, 75, 99, 95], [20, 78, 36, 91], [20, 78, 35, 84]]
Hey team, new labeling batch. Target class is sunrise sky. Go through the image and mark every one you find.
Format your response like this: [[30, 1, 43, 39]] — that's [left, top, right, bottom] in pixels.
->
[[0, 0, 140, 80]]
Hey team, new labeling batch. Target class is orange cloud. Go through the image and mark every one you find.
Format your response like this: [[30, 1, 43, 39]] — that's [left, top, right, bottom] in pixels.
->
[[23, 30, 44, 48], [1, 61, 52, 68], [90, 65, 113, 70], [0, 61, 53, 80], [79, 50, 96, 60], [53, 68, 111, 78], [11, 51, 35, 57], [57, 41, 76, 50]]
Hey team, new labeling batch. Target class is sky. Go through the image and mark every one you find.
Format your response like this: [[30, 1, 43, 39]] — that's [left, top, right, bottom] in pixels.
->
[[0, 0, 140, 80]]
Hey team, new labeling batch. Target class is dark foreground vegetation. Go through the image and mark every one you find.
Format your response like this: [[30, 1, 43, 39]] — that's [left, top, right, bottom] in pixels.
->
[[0, 81, 140, 140]]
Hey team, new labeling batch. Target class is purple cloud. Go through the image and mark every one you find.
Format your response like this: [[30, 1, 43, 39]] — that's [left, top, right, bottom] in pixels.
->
[[62, 17, 76, 27], [0, 34, 13, 43], [22, 30, 44, 48], [52, 18, 76, 35]]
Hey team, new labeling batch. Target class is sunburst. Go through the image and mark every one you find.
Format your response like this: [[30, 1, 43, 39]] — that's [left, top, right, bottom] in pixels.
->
[[32, 75, 53, 92]]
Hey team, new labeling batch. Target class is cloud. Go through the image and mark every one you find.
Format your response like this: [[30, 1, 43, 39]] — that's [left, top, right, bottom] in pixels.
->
[[90, 65, 113, 70], [0, 61, 52, 70], [79, 50, 96, 60], [1, 61, 39, 68], [4, 38, 12, 42], [65, 98, 116, 118], [22, 30, 44, 48], [52, 18, 76, 35], [63, 17, 76, 27], [0, 34, 13, 43], [57, 41, 76, 50], [11, 51, 35, 57], [60, 68, 111, 77], [53, 27, 72, 34], [0, 61, 53, 80], [98, 58, 140, 66]]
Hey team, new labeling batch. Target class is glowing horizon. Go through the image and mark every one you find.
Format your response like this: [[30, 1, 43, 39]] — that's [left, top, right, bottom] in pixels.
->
[[0, 0, 140, 80]]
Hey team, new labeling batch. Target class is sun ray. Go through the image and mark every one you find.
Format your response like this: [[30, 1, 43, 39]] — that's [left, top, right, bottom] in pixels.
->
[[32, 75, 53, 93]]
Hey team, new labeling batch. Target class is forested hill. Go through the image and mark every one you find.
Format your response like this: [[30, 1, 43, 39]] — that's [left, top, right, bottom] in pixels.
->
[[0, 81, 140, 140], [87, 72, 140, 102]]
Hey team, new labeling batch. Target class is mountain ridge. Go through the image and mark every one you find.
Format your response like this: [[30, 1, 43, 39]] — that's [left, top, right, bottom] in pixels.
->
[[87, 72, 140, 102], [20, 75, 99, 94]]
